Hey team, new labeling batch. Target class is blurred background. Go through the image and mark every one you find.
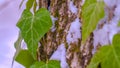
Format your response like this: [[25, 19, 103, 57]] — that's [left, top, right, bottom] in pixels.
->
[[0, 0, 25, 68]]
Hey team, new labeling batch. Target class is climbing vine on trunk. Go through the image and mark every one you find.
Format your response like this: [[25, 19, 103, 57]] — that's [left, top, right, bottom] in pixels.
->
[[13, 0, 120, 68]]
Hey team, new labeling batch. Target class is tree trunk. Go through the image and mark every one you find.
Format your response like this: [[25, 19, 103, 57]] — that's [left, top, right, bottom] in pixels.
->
[[38, 0, 93, 68]]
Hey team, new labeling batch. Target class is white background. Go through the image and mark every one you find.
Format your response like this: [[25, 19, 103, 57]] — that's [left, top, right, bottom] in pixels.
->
[[0, 0, 25, 68]]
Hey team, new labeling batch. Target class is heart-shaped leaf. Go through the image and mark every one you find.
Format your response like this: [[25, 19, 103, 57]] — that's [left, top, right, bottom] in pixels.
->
[[17, 8, 52, 59]]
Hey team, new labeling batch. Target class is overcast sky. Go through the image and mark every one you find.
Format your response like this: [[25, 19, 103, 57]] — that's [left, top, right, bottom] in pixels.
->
[[0, 0, 25, 68]]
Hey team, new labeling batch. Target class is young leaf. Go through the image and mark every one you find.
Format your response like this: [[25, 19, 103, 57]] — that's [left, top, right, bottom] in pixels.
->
[[82, 0, 105, 43], [33, 0, 37, 13], [17, 8, 52, 59], [14, 32, 23, 50], [15, 50, 35, 68], [12, 32, 23, 67], [26, 0, 34, 10], [87, 34, 120, 68], [30, 60, 61, 68]]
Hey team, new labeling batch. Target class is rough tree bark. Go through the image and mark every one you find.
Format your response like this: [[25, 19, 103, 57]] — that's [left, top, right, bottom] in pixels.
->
[[37, 0, 101, 68], [37, 0, 91, 68]]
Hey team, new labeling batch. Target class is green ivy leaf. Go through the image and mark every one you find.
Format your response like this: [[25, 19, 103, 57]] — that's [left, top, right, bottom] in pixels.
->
[[112, 34, 120, 45], [82, 0, 105, 43], [87, 34, 120, 68], [26, 0, 34, 10], [33, 0, 37, 13], [30, 60, 61, 68], [14, 32, 23, 50], [17, 8, 52, 59], [15, 50, 35, 68], [12, 32, 23, 67]]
